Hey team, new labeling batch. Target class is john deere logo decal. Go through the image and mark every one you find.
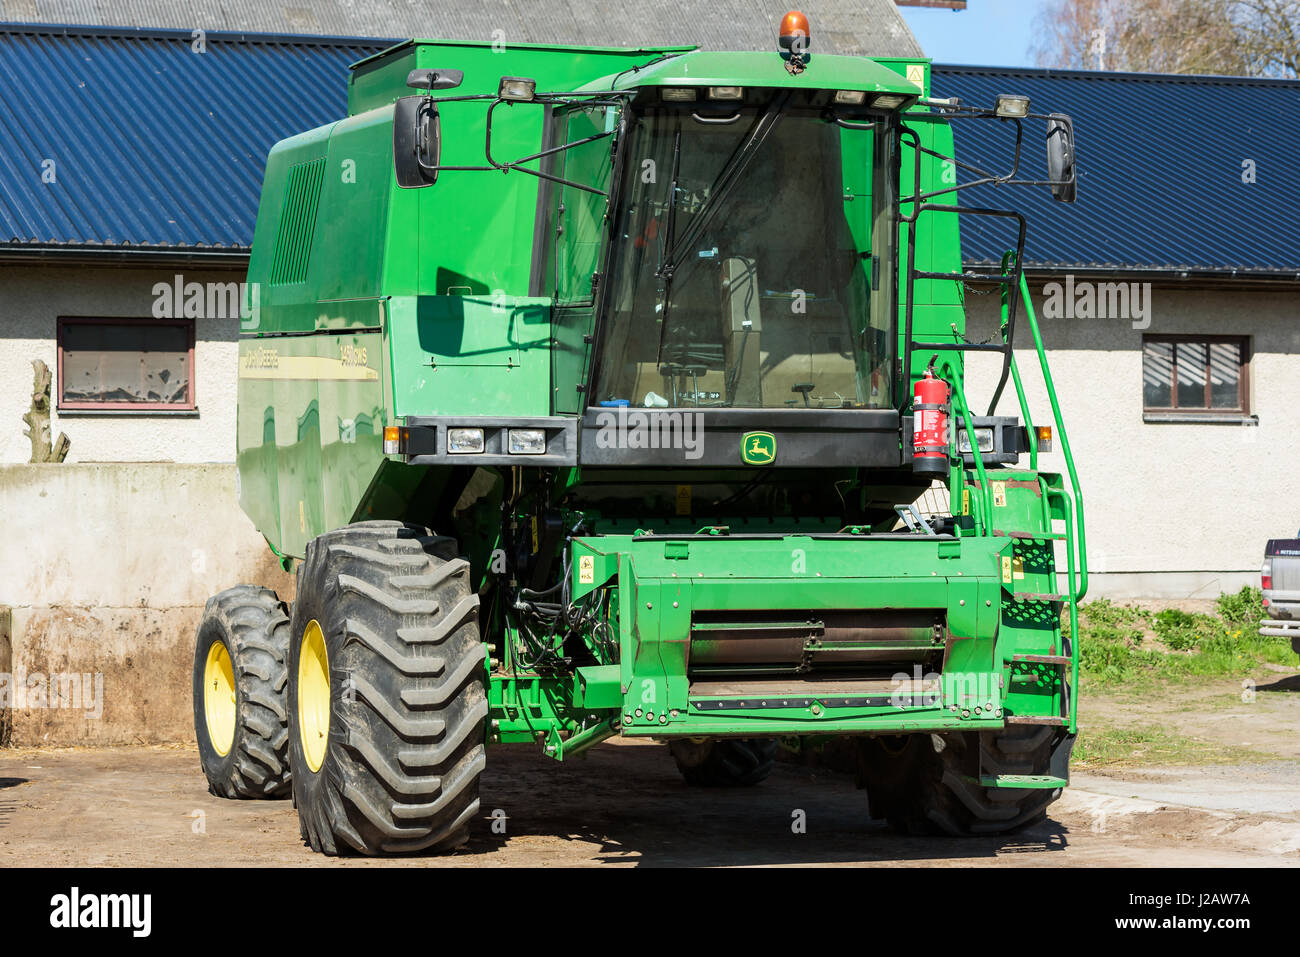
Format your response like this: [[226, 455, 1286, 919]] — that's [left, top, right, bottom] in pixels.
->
[[741, 431, 776, 465]]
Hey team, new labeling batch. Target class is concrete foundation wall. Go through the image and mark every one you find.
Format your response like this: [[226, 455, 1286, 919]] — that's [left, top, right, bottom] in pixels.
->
[[0, 463, 292, 746], [964, 282, 1297, 599], [0, 263, 244, 465]]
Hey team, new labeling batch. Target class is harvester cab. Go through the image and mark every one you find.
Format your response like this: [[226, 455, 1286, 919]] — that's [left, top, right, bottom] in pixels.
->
[[196, 11, 1090, 854]]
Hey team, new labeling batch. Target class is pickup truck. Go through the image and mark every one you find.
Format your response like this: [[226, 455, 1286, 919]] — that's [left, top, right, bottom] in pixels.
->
[[1261, 538, 1300, 655]]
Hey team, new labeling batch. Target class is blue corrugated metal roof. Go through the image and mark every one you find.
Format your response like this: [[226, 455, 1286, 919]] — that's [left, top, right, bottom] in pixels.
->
[[931, 65, 1300, 278], [0, 23, 391, 256], [6, 30, 1298, 274]]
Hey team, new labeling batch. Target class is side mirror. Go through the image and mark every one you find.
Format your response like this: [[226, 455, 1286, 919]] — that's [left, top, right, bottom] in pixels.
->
[[406, 68, 463, 91], [1046, 113, 1077, 203], [393, 95, 440, 189]]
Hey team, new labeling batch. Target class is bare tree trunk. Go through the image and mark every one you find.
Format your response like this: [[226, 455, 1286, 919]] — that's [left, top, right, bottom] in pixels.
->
[[0, 606, 12, 747], [21, 359, 70, 463]]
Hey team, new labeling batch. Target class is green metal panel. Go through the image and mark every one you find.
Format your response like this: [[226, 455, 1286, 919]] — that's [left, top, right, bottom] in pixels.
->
[[237, 328, 384, 557], [581, 50, 925, 95], [348, 40, 696, 115], [385, 295, 552, 418]]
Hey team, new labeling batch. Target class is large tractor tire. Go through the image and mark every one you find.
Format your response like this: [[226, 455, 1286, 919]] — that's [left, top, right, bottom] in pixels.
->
[[669, 738, 778, 787], [287, 521, 487, 855], [193, 585, 293, 799], [858, 726, 1068, 836]]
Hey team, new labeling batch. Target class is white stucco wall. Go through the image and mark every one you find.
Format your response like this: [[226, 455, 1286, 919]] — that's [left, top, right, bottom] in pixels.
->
[[0, 263, 243, 464], [964, 281, 1300, 598]]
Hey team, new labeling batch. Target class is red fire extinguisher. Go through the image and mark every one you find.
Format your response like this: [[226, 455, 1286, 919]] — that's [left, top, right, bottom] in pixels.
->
[[912, 360, 950, 476]]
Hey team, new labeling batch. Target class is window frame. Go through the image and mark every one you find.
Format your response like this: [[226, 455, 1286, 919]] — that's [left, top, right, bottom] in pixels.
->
[[1141, 333, 1249, 416], [547, 103, 617, 308], [589, 103, 897, 411], [56, 316, 197, 413]]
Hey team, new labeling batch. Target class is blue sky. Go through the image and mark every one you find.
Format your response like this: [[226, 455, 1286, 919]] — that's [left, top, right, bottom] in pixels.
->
[[898, 0, 1054, 68]]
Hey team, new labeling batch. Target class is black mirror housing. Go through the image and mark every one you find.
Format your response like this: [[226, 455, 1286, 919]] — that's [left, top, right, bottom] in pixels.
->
[[1046, 114, 1077, 203], [393, 95, 440, 189]]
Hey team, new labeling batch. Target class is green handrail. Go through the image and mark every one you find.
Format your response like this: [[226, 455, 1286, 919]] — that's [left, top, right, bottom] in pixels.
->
[[915, 247, 1088, 732], [999, 250, 1088, 731], [999, 261, 1039, 472], [1011, 266, 1089, 602]]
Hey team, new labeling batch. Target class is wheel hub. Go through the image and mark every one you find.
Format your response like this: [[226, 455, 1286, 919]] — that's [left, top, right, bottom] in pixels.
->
[[203, 641, 236, 757], [298, 619, 331, 772]]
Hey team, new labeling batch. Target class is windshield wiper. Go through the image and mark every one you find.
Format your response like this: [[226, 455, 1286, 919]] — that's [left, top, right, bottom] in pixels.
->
[[657, 127, 683, 279], [655, 90, 791, 282], [653, 92, 791, 377]]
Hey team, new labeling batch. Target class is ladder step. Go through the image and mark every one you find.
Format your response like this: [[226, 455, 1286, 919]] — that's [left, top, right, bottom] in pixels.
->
[[992, 529, 1066, 541], [1010, 592, 1067, 603], [1011, 654, 1071, 665], [1005, 715, 1067, 726], [976, 773, 1068, 790]]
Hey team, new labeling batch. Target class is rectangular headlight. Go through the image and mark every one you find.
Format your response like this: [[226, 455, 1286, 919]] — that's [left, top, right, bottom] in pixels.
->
[[995, 94, 1031, 118], [498, 76, 537, 102], [834, 90, 867, 105], [957, 428, 995, 454], [447, 427, 485, 454], [508, 428, 546, 455], [661, 87, 697, 102], [707, 86, 744, 100]]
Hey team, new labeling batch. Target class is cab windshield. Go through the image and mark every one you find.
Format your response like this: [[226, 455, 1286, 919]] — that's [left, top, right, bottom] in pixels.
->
[[594, 101, 896, 410]]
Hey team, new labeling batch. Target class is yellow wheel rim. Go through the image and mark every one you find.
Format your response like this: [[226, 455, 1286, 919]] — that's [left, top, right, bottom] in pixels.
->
[[298, 619, 330, 773], [203, 641, 236, 757]]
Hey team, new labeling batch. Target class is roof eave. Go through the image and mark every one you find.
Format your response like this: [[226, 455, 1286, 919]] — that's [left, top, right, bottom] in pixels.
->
[[0, 244, 250, 267], [966, 259, 1300, 285]]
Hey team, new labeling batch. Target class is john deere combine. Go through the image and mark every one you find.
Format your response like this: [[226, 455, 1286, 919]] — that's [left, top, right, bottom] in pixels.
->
[[192, 12, 1088, 854]]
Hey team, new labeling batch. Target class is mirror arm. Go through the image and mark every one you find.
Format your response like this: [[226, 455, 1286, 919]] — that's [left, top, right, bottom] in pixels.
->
[[506, 129, 616, 168], [398, 88, 626, 193], [1008, 119, 1024, 180], [481, 99, 614, 195]]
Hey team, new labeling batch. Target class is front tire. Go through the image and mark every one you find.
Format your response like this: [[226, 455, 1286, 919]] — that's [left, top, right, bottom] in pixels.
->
[[192, 585, 292, 799], [287, 521, 487, 855], [858, 726, 1068, 836]]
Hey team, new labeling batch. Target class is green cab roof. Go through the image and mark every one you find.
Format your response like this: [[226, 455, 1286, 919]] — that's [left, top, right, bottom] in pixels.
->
[[350, 37, 697, 71], [579, 50, 924, 95]]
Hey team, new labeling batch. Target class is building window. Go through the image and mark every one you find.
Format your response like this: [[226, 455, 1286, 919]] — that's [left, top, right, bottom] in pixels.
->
[[57, 318, 195, 411], [1142, 335, 1248, 414]]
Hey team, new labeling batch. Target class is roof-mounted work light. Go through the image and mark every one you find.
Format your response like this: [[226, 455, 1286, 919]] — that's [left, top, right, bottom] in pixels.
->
[[498, 76, 537, 102], [994, 94, 1031, 118]]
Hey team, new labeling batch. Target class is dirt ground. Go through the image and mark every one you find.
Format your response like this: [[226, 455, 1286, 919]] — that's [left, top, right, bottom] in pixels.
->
[[2, 734, 1297, 867]]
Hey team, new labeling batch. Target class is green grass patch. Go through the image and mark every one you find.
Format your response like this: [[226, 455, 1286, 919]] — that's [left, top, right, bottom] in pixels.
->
[[1072, 587, 1298, 688], [1073, 725, 1249, 768]]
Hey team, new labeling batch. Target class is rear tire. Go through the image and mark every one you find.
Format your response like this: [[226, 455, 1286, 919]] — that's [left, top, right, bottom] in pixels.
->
[[192, 585, 292, 799], [858, 726, 1066, 836], [669, 738, 777, 787], [287, 521, 486, 855]]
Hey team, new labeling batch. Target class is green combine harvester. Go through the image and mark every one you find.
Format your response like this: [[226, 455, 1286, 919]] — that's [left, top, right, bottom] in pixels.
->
[[192, 11, 1088, 854]]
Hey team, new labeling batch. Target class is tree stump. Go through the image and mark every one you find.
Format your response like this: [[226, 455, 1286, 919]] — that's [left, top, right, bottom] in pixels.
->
[[21, 359, 70, 463]]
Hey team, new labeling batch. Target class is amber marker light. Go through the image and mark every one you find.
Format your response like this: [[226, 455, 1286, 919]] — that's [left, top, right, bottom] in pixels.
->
[[779, 10, 810, 51]]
